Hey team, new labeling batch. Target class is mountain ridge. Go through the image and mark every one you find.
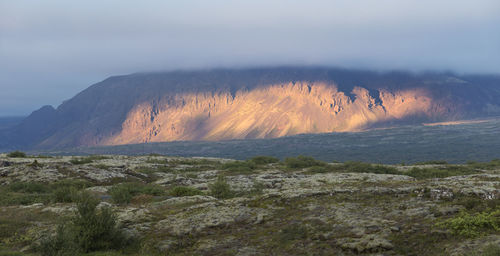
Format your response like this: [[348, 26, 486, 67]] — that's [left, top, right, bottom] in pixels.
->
[[2, 67, 500, 150]]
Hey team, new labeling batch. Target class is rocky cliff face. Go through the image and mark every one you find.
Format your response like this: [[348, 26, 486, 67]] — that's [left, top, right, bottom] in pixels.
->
[[3, 67, 500, 149], [104, 82, 447, 145]]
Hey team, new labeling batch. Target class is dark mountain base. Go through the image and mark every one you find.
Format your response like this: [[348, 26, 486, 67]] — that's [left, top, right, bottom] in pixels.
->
[[39, 118, 500, 164]]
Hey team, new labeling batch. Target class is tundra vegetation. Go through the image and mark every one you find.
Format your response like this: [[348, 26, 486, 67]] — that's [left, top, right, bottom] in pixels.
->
[[0, 152, 499, 255]]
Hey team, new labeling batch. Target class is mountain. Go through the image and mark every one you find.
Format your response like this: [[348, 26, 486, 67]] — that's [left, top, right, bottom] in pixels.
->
[[0, 116, 25, 130], [2, 67, 500, 150]]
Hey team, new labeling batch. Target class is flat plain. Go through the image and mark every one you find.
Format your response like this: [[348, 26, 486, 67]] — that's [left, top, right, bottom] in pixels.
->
[[52, 118, 500, 164]]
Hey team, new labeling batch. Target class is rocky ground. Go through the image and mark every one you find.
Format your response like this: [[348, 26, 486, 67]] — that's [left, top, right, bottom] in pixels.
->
[[0, 154, 499, 256]]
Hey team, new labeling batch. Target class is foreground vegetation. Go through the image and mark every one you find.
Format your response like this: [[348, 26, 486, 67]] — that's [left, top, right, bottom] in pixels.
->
[[0, 153, 499, 255]]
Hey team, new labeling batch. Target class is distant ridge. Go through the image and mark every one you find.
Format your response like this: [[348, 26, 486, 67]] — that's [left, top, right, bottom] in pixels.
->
[[2, 67, 500, 150]]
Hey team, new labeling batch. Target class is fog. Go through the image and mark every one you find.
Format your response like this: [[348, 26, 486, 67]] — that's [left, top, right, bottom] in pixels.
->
[[1, 0, 499, 115]]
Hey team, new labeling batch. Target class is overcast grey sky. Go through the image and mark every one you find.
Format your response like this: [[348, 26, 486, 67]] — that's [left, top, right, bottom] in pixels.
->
[[1, 0, 499, 116]]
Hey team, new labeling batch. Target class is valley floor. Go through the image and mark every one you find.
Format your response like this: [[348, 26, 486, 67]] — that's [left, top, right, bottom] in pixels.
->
[[0, 154, 499, 255]]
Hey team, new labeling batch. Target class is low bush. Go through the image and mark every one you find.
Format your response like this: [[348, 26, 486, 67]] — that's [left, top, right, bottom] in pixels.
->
[[308, 161, 400, 174], [51, 186, 79, 203], [73, 194, 126, 252], [406, 165, 478, 179], [340, 161, 400, 174], [414, 160, 448, 165], [135, 165, 174, 174], [0, 193, 50, 206], [145, 158, 168, 164], [7, 151, 26, 158], [222, 161, 256, 174], [455, 197, 500, 213], [52, 179, 91, 190], [38, 192, 128, 254], [467, 159, 500, 170], [438, 209, 500, 238], [306, 165, 335, 173], [169, 158, 219, 166], [284, 156, 326, 169], [8, 182, 50, 194], [86, 155, 110, 161], [0, 180, 90, 205], [169, 186, 203, 197], [209, 176, 234, 199], [109, 183, 165, 204], [248, 156, 280, 165]]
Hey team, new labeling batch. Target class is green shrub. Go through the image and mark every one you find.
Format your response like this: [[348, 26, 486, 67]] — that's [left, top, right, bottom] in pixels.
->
[[406, 165, 478, 179], [309, 161, 400, 174], [414, 160, 448, 165], [222, 161, 256, 174], [248, 156, 280, 165], [438, 209, 500, 238], [455, 197, 500, 213], [73, 194, 126, 252], [284, 156, 326, 169], [51, 187, 79, 203], [8, 182, 50, 193], [135, 165, 174, 174], [49, 179, 91, 203], [7, 151, 26, 158], [148, 153, 163, 157], [169, 158, 219, 166], [37, 223, 78, 255], [0, 180, 91, 206], [109, 183, 164, 204], [0, 193, 50, 206], [169, 186, 203, 197], [38, 192, 127, 254], [209, 176, 233, 199], [306, 165, 334, 173], [467, 159, 500, 170], [109, 185, 136, 205], [52, 179, 91, 190], [86, 155, 109, 161], [145, 158, 167, 164], [340, 161, 400, 174]]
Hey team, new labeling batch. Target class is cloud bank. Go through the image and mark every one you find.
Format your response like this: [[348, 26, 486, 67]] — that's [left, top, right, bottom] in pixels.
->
[[1, 0, 499, 115]]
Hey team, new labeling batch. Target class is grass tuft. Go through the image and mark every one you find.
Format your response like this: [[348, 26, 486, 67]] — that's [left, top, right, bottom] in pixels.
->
[[109, 183, 165, 204]]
